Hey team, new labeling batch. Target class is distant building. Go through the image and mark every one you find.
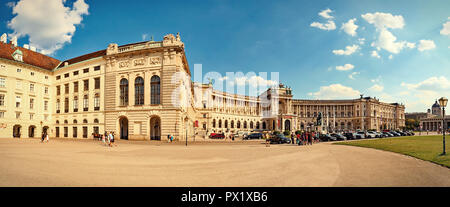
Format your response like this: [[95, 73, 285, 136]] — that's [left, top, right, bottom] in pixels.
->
[[419, 100, 449, 131]]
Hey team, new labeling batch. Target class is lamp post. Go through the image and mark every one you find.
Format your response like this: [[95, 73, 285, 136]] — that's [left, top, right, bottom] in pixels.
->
[[438, 97, 448, 155]]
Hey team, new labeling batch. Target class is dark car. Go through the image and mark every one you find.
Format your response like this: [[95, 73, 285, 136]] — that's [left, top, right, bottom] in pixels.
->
[[319, 134, 336, 142], [390, 131, 400, 136], [209, 133, 225, 139], [269, 134, 291, 144], [343, 132, 356, 140], [383, 132, 393, 137], [330, 133, 347, 141], [244, 133, 264, 140]]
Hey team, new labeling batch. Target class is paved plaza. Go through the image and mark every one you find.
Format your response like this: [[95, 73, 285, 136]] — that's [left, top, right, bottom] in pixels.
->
[[0, 138, 449, 187]]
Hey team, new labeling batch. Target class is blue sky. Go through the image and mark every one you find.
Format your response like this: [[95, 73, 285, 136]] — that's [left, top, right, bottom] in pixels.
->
[[1, 0, 449, 112]]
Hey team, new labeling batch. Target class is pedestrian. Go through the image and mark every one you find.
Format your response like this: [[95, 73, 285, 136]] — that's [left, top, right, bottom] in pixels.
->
[[41, 132, 45, 142], [45, 132, 49, 142], [167, 134, 171, 143], [290, 133, 294, 144], [109, 131, 115, 147], [170, 135, 174, 142], [308, 132, 312, 145]]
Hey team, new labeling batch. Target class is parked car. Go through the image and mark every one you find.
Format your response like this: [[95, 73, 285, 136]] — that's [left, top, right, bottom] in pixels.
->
[[244, 133, 264, 140], [319, 134, 337, 142], [343, 132, 356, 140], [390, 131, 400, 136], [355, 131, 366, 139], [330, 133, 347, 141], [269, 134, 291, 144], [209, 133, 225, 139], [383, 132, 393, 137], [366, 131, 377, 138]]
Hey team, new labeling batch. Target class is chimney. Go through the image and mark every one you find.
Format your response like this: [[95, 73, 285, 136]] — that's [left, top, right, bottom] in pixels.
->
[[23, 44, 29, 49], [0, 33, 6, 43], [11, 36, 17, 46]]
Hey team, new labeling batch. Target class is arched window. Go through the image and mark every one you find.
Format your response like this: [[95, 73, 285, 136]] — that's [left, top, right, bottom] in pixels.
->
[[224, 120, 228, 128], [64, 120, 68, 124], [244, 121, 247, 129], [83, 119, 88, 124], [56, 120, 59, 124], [94, 119, 99, 124], [120, 78, 128, 106], [218, 120, 222, 128], [212, 119, 216, 128], [73, 119, 77, 124], [151, 76, 160, 104], [237, 121, 241, 128], [250, 121, 254, 129], [262, 122, 266, 130], [231, 120, 234, 128], [135, 77, 144, 105], [256, 122, 260, 129]]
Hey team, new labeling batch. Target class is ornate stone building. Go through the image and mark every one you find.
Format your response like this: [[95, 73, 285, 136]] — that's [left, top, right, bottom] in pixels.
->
[[0, 33, 406, 140], [419, 100, 449, 131]]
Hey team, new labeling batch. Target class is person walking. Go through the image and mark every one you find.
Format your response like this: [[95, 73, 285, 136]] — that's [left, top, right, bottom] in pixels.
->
[[290, 133, 294, 145], [41, 132, 45, 143], [45, 132, 49, 142], [308, 132, 313, 145], [108, 131, 115, 147], [167, 134, 171, 143]]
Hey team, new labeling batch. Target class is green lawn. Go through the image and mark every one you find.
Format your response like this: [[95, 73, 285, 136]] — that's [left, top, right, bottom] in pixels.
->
[[335, 135, 450, 168]]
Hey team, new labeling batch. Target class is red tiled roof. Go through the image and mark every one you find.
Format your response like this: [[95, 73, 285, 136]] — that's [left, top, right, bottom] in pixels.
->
[[57, 49, 106, 69], [0, 42, 61, 71]]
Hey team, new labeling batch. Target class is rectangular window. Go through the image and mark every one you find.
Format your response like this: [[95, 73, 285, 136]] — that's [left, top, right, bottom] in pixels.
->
[[64, 73, 69, 78], [73, 127, 77, 138], [16, 96, 21, 108], [55, 127, 60, 137], [74, 81, 78, 92], [30, 72, 34, 76], [29, 83, 34, 92], [94, 77, 100, 89], [56, 85, 60, 95], [0, 77, 5, 87], [64, 98, 69, 113], [56, 75, 60, 80], [0, 94, 4, 106], [93, 126, 99, 134], [84, 79, 89, 91], [94, 66, 100, 71], [83, 95, 88, 111], [83, 68, 89, 73], [65, 83, 69, 94], [83, 126, 88, 138], [30, 98, 34, 109], [45, 76, 48, 79], [17, 68, 21, 73], [56, 99, 60, 113], [44, 100, 48, 111], [73, 71, 79, 76], [16, 112, 20, 119], [94, 94, 100, 111], [73, 97, 78, 112], [64, 127, 68, 137], [44, 86, 48, 95]]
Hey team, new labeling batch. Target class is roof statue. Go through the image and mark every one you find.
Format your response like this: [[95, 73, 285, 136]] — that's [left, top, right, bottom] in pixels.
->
[[106, 43, 118, 55]]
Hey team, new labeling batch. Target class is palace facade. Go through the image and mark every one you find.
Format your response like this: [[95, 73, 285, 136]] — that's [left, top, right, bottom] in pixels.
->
[[0, 33, 405, 140]]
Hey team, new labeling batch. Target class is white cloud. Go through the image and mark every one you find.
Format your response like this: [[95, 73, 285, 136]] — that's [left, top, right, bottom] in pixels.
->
[[310, 21, 336, 31], [341, 18, 358, 36], [7, 0, 89, 54], [362, 12, 415, 54], [332, 44, 359, 55], [6, 1, 15, 7], [440, 18, 450, 35], [310, 9, 336, 31], [401, 76, 450, 91], [308, 84, 361, 99], [361, 12, 405, 30], [369, 84, 384, 92], [231, 75, 277, 88], [348, 72, 360, 80], [417, 39, 436, 51], [335, 64, 354, 71], [371, 50, 381, 58], [318, 8, 334, 19]]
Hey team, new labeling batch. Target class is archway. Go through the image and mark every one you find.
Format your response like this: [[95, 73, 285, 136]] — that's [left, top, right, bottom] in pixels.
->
[[13, 125, 21, 138], [28, 125, 36, 138], [150, 116, 161, 140], [119, 117, 129, 140], [284, 120, 291, 131]]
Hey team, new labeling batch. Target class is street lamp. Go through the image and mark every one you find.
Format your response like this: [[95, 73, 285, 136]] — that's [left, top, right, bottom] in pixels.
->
[[438, 97, 448, 155]]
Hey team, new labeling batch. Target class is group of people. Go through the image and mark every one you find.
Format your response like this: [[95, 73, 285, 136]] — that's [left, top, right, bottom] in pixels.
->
[[40, 132, 49, 142], [290, 131, 318, 146], [101, 131, 116, 147], [167, 134, 175, 143]]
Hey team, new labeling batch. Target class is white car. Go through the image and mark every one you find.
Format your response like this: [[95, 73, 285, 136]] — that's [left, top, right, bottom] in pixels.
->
[[366, 131, 377, 138]]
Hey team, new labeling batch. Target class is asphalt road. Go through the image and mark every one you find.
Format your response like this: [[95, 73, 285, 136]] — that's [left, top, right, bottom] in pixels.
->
[[0, 138, 449, 186]]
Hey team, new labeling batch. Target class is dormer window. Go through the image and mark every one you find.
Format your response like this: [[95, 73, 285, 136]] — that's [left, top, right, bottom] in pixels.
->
[[12, 49, 23, 62]]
